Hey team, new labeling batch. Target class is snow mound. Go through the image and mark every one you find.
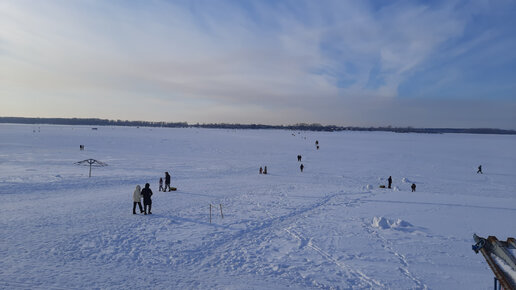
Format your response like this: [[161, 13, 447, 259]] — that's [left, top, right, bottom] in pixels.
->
[[365, 184, 373, 190], [372, 217, 413, 230], [393, 186, 400, 191], [402, 178, 411, 183]]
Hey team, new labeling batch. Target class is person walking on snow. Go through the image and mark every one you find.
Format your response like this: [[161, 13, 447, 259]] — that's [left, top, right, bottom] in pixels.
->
[[263, 166, 268, 174], [259, 167, 263, 174], [132, 185, 144, 214], [164, 172, 171, 191], [159, 177, 163, 192], [388, 176, 392, 189], [477, 165, 483, 174], [300, 164, 304, 172], [411, 183, 416, 192], [141, 183, 153, 215]]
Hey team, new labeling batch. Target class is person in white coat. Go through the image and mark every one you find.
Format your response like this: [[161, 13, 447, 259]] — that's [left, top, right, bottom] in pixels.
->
[[133, 185, 144, 214]]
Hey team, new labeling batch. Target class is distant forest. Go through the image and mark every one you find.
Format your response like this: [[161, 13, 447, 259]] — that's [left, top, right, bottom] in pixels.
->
[[1, 117, 515, 135]]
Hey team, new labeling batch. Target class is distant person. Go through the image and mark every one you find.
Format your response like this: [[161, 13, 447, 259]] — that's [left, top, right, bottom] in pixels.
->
[[297, 155, 302, 162], [263, 166, 268, 175], [388, 176, 392, 189], [477, 165, 482, 174], [316, 145, 320, 150], [315, 140, 319, 145], [159, 177, 164, 192], [300, 164, 304, 172], [141, 183, 153, 215], [164, 171, 171, 191], [132, 185, 144, 214], [259, 167, 263, 174], [411, 183, 416, 192]]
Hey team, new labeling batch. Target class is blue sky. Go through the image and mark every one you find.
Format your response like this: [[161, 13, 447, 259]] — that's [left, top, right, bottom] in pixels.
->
[[1, 0, 515, 129]]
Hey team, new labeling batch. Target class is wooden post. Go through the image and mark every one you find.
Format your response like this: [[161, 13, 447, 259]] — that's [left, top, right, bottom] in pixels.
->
[[219, 204, 224, 219], [209, 204, 212, 224]]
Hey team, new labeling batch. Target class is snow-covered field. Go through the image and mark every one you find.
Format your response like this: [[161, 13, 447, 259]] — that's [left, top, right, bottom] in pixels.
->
[[1, 124, 515, 289]]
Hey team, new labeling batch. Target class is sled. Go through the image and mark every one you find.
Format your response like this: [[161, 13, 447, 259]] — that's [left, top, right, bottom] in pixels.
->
[[168, 187, 177, 191], [379, 185, 386, 188]]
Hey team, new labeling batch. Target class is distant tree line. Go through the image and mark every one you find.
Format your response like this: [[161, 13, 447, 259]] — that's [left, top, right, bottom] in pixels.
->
[[0, 117, 187, 128], [1, 117, 514, 135]]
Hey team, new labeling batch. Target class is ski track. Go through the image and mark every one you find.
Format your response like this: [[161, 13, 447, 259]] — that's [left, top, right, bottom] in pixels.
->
[[256, 189, 385, 288], [363, 224, 428, 289], [283, 226, 384, 288], [162, 189, 379, 288]]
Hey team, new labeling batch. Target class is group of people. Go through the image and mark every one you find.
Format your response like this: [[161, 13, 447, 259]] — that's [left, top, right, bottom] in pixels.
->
[[130, 140, 485, 216], [385, 165, 484, 193], [297, 155, 304, 172], [132, 171, 174, 215], [386, 176, 416, 192], [159, 171, 172, 191], [132, 183, 153, 215]]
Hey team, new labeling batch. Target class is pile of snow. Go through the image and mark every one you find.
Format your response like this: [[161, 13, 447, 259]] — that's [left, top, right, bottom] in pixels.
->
[[365, 184, 373, 190], [402, 178, 411, 183], [371, 216, 413, 230]]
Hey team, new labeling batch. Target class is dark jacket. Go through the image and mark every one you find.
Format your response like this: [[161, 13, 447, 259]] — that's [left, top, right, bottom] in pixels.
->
[[165, 173, 171, 185], [141, 186, 153, 204]]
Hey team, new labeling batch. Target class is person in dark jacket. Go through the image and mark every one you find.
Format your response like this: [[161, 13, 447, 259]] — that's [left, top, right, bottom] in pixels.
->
[[263, 166, 268, 174], [164, 172, 171, 191], [141, 183, 153, 215], [388, 176, 392, 189], [411, 183, 416, 192], [159, 177, 163, 192], [300, 164, 304, 172], [477, 165, 482, 174]]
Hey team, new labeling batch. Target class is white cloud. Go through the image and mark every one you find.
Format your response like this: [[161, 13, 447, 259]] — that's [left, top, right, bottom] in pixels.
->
[[0, 0, 514, 128]]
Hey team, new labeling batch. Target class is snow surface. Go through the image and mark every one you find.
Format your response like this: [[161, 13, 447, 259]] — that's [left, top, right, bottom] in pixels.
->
[[1, 124, 515, 289]]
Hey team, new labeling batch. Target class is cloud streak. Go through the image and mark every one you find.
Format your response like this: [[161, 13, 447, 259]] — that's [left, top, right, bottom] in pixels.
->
[[1, 0, 515, 128]]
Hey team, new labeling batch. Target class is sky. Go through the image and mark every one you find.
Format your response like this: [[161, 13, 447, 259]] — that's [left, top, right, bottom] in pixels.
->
[[1, 0, 515, 129]]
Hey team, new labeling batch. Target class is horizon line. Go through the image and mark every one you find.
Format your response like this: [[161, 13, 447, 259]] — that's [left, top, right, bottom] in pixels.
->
[[1, 116, 515, 134]]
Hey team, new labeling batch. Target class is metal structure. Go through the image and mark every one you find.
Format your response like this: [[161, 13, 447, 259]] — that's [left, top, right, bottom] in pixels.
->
[[74, 159, 108, 177], [472, 234, 516, 290]]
